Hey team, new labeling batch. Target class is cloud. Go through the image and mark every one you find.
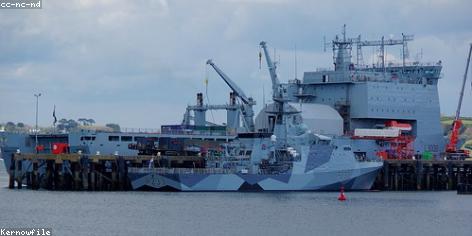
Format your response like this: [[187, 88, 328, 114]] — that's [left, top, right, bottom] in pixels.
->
[[0, 0, 471, 127]]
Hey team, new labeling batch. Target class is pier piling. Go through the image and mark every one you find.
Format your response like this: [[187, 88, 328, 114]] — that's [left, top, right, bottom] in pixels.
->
[[16, 159, 22, 189], [8, 154, 15, 189], [32, 161, 39, 190], [7, 153, 472, 192], [376, 159, 472, 191]]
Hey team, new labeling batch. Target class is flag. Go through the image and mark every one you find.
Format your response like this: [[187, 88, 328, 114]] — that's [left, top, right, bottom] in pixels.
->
[[53, 105, 57, 126]]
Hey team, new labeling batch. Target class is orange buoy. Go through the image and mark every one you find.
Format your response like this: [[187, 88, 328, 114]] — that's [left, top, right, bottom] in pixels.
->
[[338, 186, 347, 201]]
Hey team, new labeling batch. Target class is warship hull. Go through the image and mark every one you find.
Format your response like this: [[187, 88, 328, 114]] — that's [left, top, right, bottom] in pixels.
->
[[128, 164, 382, 191]]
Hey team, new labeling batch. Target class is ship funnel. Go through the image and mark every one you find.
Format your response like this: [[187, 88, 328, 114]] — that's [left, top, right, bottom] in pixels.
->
[[197, 93, 204, 106]]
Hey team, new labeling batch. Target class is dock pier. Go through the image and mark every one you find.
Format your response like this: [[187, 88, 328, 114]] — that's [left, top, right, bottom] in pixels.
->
[[7, 153, 158, 191], [6, 153, 472, 192], [373, 159, 472, 193]]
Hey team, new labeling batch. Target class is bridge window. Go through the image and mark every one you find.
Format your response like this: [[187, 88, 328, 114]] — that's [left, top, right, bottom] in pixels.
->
[[322, 75, 329, 83], [108, 136, 119, 141], [80, 136, 96, 141], [354, 152, 367, 161], [121, 136, 132, 142]]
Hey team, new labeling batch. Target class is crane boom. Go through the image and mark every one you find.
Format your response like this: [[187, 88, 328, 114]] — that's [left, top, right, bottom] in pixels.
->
[[206, 59, 255, 132], [260, 41, 280, 95], [206, 60, 250, 104], [446, 44, 472, 154], [455, 44, 472, 121]]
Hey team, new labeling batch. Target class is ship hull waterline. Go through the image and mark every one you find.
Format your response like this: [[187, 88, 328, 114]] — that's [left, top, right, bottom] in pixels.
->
[[128, 164, 382, 191]]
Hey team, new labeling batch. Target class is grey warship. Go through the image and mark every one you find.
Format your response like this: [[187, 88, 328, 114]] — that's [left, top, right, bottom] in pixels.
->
[[128, 99, 384, 191]]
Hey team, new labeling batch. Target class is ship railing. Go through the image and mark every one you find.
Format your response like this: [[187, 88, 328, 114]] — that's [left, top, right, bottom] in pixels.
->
[[356, 61, 441, 70], [120, 128, 161, 133], [387, 61, 442, 67], [160, 130, 230, 136], [128, 167, 237, 174], [0, 130, 27, 134]]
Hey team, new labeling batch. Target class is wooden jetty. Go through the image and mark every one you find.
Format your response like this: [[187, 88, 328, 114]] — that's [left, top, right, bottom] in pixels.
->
[[6, 153, 472, 192], [7, 153, 203, 191], [373, 159, 472, 192]]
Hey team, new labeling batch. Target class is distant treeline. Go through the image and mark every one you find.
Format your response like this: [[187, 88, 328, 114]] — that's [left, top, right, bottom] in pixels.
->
[[441, 116, 472, 121], [1, 119, 121, 132]]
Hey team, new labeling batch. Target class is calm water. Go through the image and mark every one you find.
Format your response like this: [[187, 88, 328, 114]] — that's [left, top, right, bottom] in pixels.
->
[[0, 159, 471, 236]]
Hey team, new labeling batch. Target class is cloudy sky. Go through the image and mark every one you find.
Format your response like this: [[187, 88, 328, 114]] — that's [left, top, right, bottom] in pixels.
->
[[1, 0, 471, 129]]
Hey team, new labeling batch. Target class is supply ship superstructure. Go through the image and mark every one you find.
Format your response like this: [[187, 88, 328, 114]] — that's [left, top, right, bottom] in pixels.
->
[[267, 28, 444, 160]]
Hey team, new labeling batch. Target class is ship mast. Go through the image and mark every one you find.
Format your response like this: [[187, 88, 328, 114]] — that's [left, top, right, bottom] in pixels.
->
[[260, 41, 301, 147]]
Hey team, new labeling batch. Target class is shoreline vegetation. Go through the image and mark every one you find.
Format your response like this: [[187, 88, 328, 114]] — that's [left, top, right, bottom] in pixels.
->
[[1, 116, 472, 150], [0, 118, 121, 133]]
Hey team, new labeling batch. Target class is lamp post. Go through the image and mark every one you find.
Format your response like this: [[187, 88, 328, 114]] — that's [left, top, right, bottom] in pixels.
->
[[34, 93, 41, 152]]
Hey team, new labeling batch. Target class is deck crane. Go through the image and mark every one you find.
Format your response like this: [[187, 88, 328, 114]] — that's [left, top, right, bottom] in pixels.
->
[[260, 41, 282, 98], [206, 59, 256, 132], [446, 44, 472, 160]]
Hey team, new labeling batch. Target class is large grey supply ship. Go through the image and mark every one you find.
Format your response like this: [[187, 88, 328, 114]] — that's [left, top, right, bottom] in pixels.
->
[[1, 28, 446, 191], [275, 30, 444, 158]]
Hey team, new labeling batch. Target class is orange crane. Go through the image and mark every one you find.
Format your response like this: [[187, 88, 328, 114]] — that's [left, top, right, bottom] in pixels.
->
[[446, 44, 472, 159]]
